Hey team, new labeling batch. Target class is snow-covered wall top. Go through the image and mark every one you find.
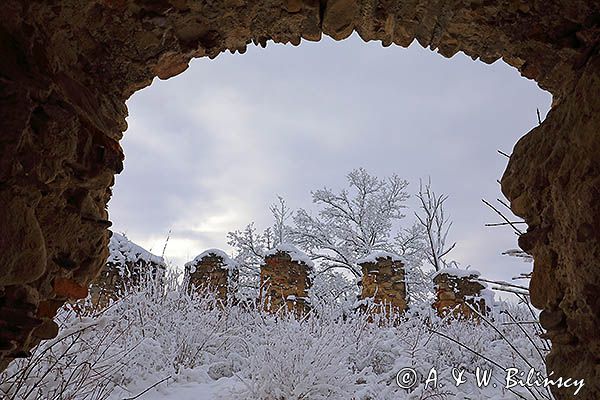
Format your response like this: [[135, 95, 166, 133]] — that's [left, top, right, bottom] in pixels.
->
[[107, 232, 166, 267], [185, 249, 238, 273], [432, 267, 481, 279], [356, 250, 405, 265], [264, 243, 315, 268]]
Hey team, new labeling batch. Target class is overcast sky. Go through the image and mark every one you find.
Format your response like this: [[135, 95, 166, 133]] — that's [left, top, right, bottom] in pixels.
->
[[109, 33, 551, 285]]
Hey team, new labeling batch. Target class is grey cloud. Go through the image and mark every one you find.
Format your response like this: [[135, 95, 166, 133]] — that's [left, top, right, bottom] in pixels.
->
[[109, 33, 551, 282]]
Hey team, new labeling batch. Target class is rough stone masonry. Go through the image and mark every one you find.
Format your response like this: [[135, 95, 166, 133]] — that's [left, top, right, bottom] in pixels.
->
[[185, 249, 238, 302], [88, 232, 167, 309], [358, 251, 408, 316], [260, 245, 313, 315], [432, 269, 489, 320], [0, 1, 598, 398]]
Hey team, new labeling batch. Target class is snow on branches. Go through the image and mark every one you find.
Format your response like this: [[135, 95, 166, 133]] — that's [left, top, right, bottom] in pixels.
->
[[291, 168, 410, 277]]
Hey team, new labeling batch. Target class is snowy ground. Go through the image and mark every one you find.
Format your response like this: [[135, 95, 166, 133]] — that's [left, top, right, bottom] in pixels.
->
[[1, 274, 554, 400], [124, 373, 240, 400]]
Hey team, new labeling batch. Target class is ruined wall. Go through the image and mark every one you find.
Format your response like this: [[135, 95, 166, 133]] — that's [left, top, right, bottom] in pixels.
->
[[185, 249, 238, 302], [0, 1, 599, 397], [432, 269, 489, 319], [358, 251, 407, 315], [260, 245, 313, 315], [502, 54, 600, 399], [88, 232, 166, 309]]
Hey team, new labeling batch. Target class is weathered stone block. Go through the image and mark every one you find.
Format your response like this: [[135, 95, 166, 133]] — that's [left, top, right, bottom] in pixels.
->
[[432, 268, 491, 320], [185, 249, 238, 302], [89, 232, 166, 309], [260, 244, 313, 316], [358, 251, 408, 317]]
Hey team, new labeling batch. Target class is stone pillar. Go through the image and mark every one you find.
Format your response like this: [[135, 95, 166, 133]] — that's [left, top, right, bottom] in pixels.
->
[[89, 232, 166, 309], [432, 269, 490, 319], [358, 251, 408, 316], [185, 249, 238, 302], [260, 244, 313, 315]]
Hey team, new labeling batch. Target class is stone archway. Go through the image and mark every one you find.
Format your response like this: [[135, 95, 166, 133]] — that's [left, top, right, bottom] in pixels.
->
[[0, 1, 598, 398]]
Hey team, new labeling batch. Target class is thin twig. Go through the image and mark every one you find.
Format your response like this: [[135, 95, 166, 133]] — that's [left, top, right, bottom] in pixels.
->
[[428, 328, 530, 400], [485, 221, 527, 227], [503, 310, 546, 362], [122, 375, 172, 400], [496, 198, 513, 212], [475, 277, 529, 292], [497, 150, 511, 158], [482, 198, 523, 235], [465, 303, 535, 371]]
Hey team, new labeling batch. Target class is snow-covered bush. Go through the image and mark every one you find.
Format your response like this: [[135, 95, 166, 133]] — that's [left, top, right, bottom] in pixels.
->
[[0, 269, 552, 400]]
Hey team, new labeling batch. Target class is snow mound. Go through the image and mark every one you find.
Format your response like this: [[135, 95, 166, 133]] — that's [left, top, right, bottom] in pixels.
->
[[356, 250, 404, 265], [185, 249, 238, 274], [264, 243, 315, 268], [433, 267, 481, 279], [108, 232, 166, 267]]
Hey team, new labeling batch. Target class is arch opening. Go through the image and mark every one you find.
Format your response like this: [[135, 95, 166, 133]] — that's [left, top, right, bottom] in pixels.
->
[[113, 34, 550, 286]]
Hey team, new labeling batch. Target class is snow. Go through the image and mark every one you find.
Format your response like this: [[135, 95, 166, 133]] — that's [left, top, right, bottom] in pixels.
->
[[286, 294, 310, 303], [502, 248, 534, 262], [356, 250, 405, 265], [2, 271, 550, 400], [121, 372, 242, 400], [503, 248, 525, 256], [433, 266, 481, 279], [144, 382, 220, 400], [264, 243, 315, 268], [432, 267, 496, 307], [185, 248, 238, 274], [478, 287, 497, 306], [108, 231, 166, 267]]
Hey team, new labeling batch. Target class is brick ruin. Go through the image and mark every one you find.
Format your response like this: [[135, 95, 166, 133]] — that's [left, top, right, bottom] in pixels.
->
[[260, 244, 313, 315], [358, 251, 408, 316], [432, 268, 490, 320], [0, 2, 599, 397], [185, 249, 238, 302], [88, 232, 166, 309]]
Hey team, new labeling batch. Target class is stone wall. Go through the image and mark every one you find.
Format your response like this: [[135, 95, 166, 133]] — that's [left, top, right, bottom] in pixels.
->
[[432, 269, 489, 320], [0, 2, 599, 397], [185, 249, 238, 302], [88, 232, 166, 309], [260, 244, 313, 315], [502, 58, 600, 398], [358, 251, 407, 316]]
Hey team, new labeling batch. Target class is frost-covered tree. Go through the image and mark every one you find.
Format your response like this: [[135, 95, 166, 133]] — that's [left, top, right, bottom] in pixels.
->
[[414, 178, 456, 272], [394, 221, 427, 265], [309, 269, 358, 317], [291, 168, 410, 277], [227, 197, 294, 298], [226, 222, 268, 295], [269, 196, 293, 245], [228, 173, 457, 304], [393, 221, 433, 302]]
